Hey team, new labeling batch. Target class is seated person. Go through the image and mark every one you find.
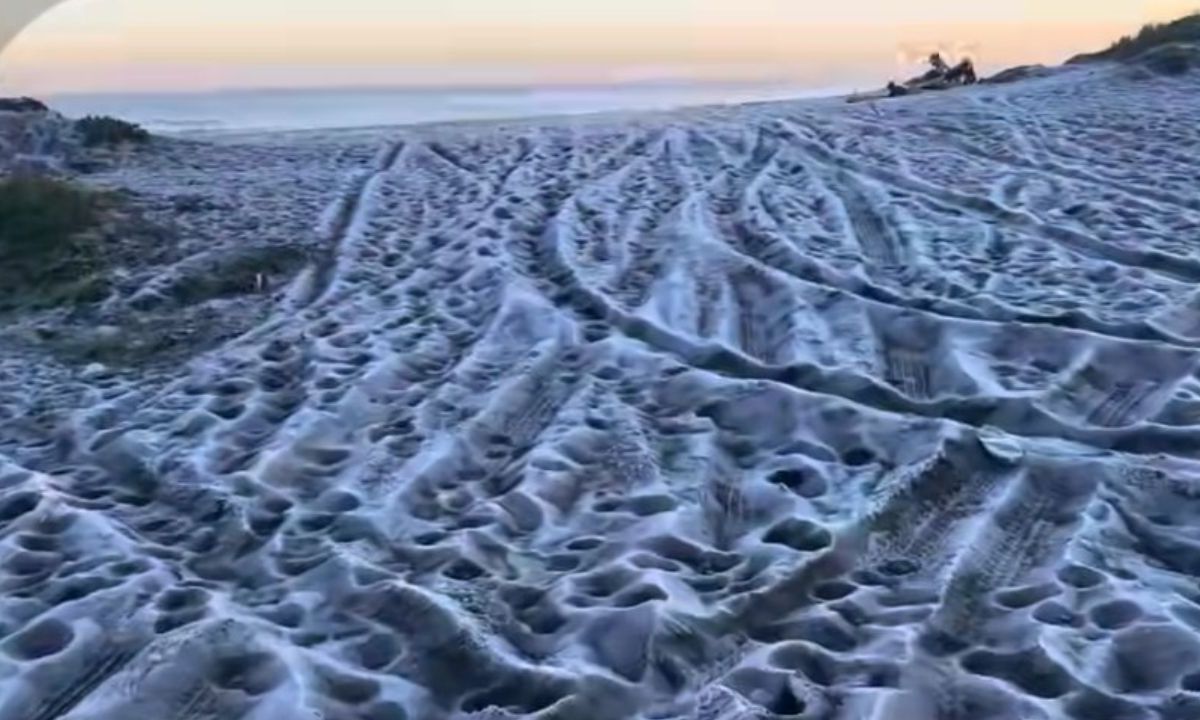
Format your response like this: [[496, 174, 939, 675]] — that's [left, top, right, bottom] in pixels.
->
[[877, 54, 975, 100], [944, 58, 978, 84], [919, 53, 950, 81]]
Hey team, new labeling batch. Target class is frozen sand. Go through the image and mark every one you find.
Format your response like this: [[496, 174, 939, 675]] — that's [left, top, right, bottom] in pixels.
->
[[3, 64, 1200, 719]]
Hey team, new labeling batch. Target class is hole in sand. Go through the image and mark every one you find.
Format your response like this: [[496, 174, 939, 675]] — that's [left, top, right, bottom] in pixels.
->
[[1090, 600, 1142, 630], [522, 605, 567, 634], [443, 558, 486, 581], [1033, 601, 1083, 627], [413, 531, 446, 546], [812, 580, 857, 601], [15, 533, 58, 552], [5, 550, 60, 576], [687, 575, 729, 593], [109, 558, 153, 576], [317, 665, 381, 704], [624, 495, 678, 516], [209, 651, 289, 695], [302, 447, 351, 466], [259, 603, 304, 628], [1065, 689, 1153, 720], [578, 567, 635, 597], [299, 513, 336, 532], [878, 559, 919, 577], [157, 587, 209, 611], [613, 583, 667, 608], [593, 366, 623, 381], [565, 537, 604, 551], [768, 468, 827, 498], [362, 701, 409, 720], [0, 490, 40, 522], [260, 495, 295, 514], [351, 634, 398, 673], [763, 519, 832, 552], [3, 618, 74, 660], [546, 554, 580, 572], [499, 584, 543, 610], [842, 447, 875, 466], [592, 498, 621, 513], [629, 553, 681, 572], [961, 648, 1073, 699], [1183, 671, 1200, 692], [44, 575, 118, 604], [994, 583, 1061, 610], [215, 379, 255, 396], [1058, 564, 1105, 589]]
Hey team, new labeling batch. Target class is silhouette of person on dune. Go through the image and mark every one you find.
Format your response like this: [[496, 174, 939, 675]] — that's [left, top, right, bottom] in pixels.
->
[[886, 53, 977, 96]]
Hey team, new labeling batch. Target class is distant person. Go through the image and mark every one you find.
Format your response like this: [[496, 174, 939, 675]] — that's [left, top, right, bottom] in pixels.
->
[[905, 55, 977, 90], [944, 58, 978, 85], [910, 53, 951, 85], [864, 53, 974, 103]]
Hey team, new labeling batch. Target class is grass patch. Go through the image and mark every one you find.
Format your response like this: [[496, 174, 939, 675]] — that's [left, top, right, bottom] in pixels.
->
[[165, 246, 310, 305], [75, 115, 150, 148], [1070, 13, 1200, 63], [1134, 43, 1200, 76], [44, 316, 208, 367], [0, 176, 113, 309]]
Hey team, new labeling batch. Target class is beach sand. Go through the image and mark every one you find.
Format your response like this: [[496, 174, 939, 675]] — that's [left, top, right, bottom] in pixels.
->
[[2, 61, 1200, 719]]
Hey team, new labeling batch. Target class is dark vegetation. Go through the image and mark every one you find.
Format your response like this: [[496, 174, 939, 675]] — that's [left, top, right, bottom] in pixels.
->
[[75, 115, 150, 148], [1069, 12, 1200, 64], [0, 105, 309, 369], [1133, 43, 1200, 76], [0, 176, 112, 309], [163, 246, 310, 306], [42, 313, 233, 367], [0, 174, 305, 367], [0, 97, 48, 113], [46, 242, 309, 367]]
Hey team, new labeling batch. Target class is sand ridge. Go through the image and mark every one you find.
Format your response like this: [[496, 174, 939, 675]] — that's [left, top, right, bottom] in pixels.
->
[[2, 64, 1200, 719]]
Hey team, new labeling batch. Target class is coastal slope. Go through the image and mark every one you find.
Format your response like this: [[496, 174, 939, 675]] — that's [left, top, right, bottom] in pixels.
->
[[2, 62, 1200, 720]]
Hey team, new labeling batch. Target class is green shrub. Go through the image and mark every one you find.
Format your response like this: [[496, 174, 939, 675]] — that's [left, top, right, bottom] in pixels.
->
[[1070, 13, 1200, 63], [1137, 43, 1198, 75], [165, 246, 309, 305], [0, 176, 109, 308], [0, 97, 48, 113], [75, 115, 150, 148]]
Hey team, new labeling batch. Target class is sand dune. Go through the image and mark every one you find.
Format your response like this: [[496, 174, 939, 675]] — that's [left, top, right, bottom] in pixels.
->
[[3, 63, 1200, 719]]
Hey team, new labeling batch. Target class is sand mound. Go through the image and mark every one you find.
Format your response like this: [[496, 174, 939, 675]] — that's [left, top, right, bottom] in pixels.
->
[[0, 103, 73, 174], [982, 64, 1056, 84], [3, 66, 1200, 719]]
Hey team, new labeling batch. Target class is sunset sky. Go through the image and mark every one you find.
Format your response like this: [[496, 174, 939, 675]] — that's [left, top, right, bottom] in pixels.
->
[[1, 0, 1196, 94]]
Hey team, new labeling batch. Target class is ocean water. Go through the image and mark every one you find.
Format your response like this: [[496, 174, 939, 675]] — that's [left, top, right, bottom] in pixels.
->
[[46, 82, 849, 135]]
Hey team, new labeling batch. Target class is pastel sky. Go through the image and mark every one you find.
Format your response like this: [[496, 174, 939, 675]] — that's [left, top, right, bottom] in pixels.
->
[[1, 0, 1196, 93]]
